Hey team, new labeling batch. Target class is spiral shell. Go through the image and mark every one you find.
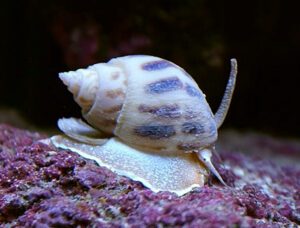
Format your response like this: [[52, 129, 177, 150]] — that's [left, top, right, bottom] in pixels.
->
[[60, 55, 217, 153]]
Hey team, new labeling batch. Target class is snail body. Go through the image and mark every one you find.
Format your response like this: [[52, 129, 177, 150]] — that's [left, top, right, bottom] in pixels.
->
[[51, 55, 237, 195]]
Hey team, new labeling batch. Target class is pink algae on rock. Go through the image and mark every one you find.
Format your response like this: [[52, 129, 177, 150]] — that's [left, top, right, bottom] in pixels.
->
[[0, 124, 299, 227]]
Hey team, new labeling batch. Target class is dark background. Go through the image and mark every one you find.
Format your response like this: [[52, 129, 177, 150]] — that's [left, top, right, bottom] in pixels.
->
[[0, 0, 299, 137]]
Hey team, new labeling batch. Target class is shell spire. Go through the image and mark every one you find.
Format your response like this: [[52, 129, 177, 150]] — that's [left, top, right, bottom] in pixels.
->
[[59, 63, 127, 134], [59, 69, 99, 113]]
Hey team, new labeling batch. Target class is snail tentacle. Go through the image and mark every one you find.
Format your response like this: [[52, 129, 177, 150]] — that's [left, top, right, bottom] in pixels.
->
[[196, 148, 228, 186], [214, 59, 237, 129]]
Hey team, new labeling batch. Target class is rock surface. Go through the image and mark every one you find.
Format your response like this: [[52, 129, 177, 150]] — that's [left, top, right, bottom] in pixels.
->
[[0, 124, 299, 227]]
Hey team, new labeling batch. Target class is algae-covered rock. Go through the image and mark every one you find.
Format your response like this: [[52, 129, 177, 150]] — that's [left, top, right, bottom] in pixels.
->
[[0, 124, 299, 227]]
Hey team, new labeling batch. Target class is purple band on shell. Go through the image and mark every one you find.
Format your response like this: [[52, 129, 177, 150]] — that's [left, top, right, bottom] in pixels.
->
[[181, 122, 205, 134], [142, 60, 173, 71], [185, 84, 203, 99], [138, 104, 181, 118], [145, 77, 183, 94], [134, 125, 176, 139]]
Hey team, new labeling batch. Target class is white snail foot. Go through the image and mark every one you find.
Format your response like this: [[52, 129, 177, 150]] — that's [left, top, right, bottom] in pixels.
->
[[51, 135, 206, 196]]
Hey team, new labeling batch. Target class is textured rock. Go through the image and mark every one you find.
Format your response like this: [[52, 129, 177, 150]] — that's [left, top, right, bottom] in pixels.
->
[[0, 124, 299, 227]]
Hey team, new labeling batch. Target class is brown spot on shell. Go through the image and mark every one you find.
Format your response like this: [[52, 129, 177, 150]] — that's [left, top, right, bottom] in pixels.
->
[[69, 84, 80, 97], [111, 72, 120, 80], [105, 89, 125, 99], [77, 96, 93, 111], [78, 96, 92, 105], [103, 105, 123, 114], [138, 104, 181, 118]]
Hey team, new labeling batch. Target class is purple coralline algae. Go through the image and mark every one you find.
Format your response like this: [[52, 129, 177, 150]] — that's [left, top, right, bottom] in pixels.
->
[[0, 124, 299, 227]]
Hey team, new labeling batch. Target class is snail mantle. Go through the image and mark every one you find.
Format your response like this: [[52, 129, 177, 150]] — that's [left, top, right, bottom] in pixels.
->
[[51, 55, 237, 196]]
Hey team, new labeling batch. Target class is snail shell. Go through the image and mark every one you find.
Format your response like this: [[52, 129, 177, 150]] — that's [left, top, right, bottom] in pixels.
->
[[51, 55, 237, 195]]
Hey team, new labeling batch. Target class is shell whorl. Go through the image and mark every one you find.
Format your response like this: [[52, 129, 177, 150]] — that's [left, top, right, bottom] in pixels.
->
[[59, 63, 127, 134], [110, 55, 217, 153]]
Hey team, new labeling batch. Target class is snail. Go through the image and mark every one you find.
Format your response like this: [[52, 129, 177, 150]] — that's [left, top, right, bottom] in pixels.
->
[[51, 55, 237, 195]]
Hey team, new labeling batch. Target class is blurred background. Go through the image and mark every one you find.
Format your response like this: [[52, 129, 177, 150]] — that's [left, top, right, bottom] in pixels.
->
[[0, 0, 300, 137]]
